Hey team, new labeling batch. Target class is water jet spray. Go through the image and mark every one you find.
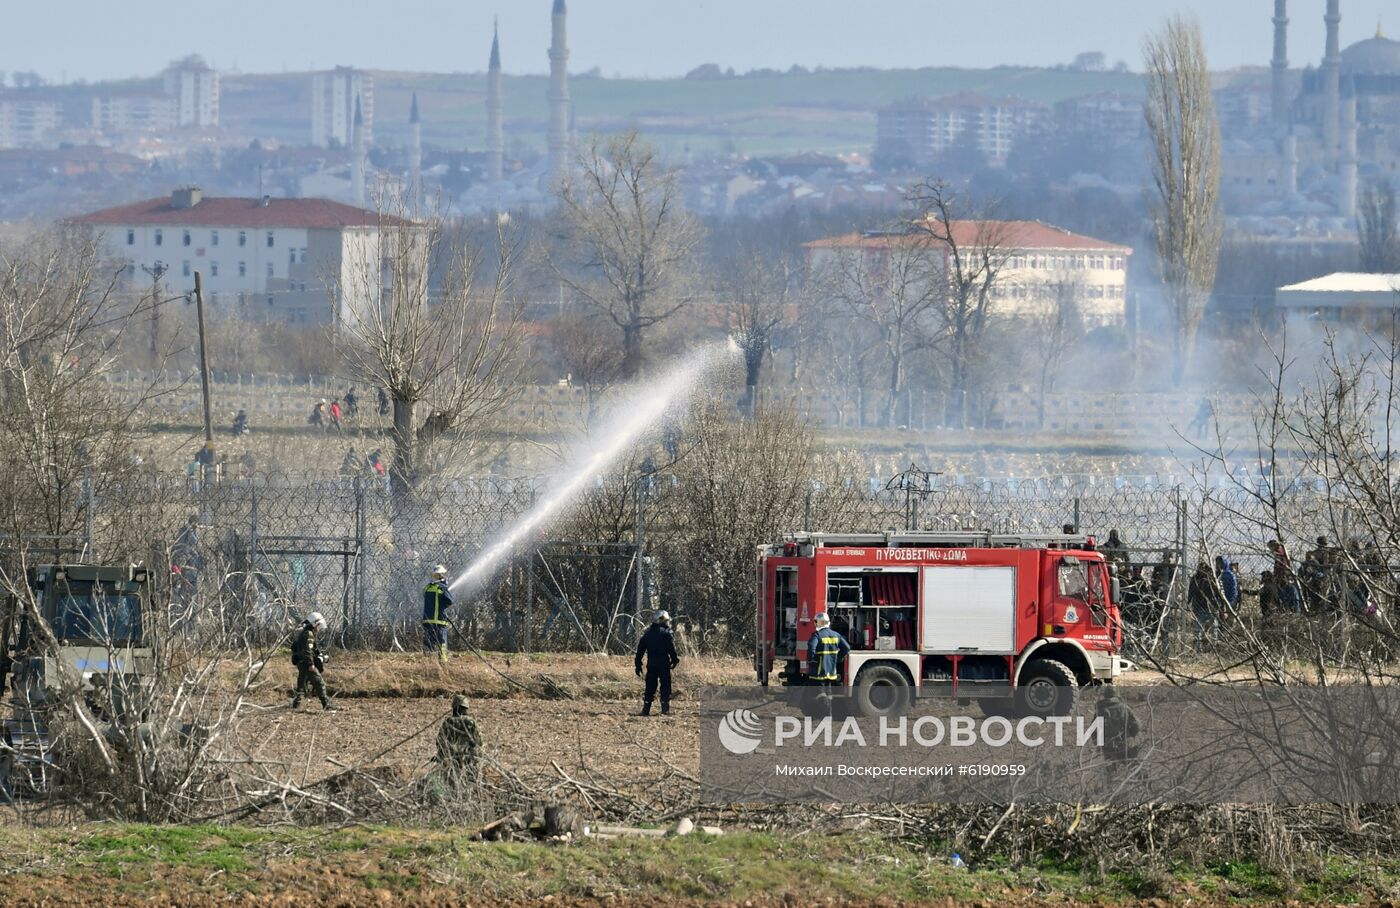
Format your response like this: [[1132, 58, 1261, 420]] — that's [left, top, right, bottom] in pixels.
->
[[449, 341, 740, 594]]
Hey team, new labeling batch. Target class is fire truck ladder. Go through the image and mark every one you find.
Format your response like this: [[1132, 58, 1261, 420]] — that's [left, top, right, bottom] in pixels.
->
[[787, 531, 1096, 550]]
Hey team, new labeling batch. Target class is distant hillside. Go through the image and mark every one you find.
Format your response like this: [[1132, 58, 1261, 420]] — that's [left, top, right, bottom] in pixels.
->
[[220, 66, 1143, 157]]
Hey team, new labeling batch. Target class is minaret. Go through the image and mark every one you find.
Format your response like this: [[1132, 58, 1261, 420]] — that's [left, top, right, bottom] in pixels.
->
[[1322, 0, 1341, 170], [487, 21, 504, 183], [547, 0, 571, 187], [352, 95, 366, 206], [408, 92, 422, 202], [1271, 0, 1289, 126], [1340, 79, 1358, 219]]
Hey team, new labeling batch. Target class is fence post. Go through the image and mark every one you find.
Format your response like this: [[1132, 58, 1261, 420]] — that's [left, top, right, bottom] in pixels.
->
[[635, 465, 651, 624], [354, 476, 366, 636], [1173, 489, 1189, 655], [1072, 497, 1080, 533], [525, 551, 535, 654], [249, 480, 259, 561], [83, 475, 96, 561], [246, 480, 259, 639], [507, 553, 518, 653], [341, 542, 351, 638]]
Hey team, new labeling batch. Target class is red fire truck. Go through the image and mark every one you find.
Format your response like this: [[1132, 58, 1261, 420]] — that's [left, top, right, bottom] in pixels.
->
[[754, 531, 1130, 717]]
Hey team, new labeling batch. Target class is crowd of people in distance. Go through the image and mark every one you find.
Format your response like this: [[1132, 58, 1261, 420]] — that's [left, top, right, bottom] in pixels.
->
[[178, 385, 397, 482], [306, 386, 392, 431], [340, 446, 387, 478], [1100, 529, 1391, 653]]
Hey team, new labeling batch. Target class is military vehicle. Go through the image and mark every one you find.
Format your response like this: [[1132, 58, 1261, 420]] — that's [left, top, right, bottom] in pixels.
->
[[0, 563, 152, 796]]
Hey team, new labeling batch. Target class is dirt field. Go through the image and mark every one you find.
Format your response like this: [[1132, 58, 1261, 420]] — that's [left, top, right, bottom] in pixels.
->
[[232, 651, 1187, 792], [235, 693, 701, 785], [3, 652, 1398, 906], [226, 651, 734, 794]]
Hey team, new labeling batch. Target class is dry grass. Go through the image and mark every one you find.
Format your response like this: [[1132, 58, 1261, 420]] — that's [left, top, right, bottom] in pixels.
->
[[235, 650, 754, 701]]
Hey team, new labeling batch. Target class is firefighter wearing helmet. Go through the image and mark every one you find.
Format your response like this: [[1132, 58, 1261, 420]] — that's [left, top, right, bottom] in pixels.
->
[[423, 565, 453, 662], [634, 610, 680, 716], [808, 612, 850, 717], [291, 611, 337, 710]]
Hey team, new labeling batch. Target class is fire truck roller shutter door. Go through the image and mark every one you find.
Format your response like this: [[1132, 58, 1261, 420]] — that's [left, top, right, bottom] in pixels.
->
[[920, 566, 1016, 652]]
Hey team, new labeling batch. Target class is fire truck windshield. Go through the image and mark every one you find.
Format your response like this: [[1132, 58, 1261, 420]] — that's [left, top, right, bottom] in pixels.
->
[[1058, 561, 1109, 626], [1058, 562, 1088, 599]]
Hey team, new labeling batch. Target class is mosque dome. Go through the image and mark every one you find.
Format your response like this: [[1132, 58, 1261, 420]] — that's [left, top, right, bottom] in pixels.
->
[[1340, 30, 1400, 76]]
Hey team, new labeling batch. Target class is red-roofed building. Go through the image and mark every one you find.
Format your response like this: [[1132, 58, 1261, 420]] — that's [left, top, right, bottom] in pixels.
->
[[805, 220, 1132, 324], [70, 188, 415, 326]]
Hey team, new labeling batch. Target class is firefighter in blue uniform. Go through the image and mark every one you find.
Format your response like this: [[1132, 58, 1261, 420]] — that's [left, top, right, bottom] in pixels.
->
[[423, 564, 452, 662], [808, 612, 850, 717], [635, 610, 680, 716]]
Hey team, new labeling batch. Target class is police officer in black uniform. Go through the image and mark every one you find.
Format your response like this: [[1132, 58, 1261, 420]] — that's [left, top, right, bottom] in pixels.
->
[[635, 610, 680, 716]]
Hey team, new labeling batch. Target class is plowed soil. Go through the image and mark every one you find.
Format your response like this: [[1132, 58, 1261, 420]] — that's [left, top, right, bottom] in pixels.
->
[[2, 653, 1394, 906], [226, 650, 729, 791]]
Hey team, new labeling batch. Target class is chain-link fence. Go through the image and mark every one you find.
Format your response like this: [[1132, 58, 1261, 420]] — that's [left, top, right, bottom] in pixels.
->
[[69, 469, 1393, 657]]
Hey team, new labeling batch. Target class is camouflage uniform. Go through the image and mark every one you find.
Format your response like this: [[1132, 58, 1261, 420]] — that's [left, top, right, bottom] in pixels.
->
[[291, 621, 331, 709], [435, 693, 482, 786], [1095, 686, 1140, 763]]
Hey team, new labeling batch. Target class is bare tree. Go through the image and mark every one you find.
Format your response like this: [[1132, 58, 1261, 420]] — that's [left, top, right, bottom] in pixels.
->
[[333, 206, 527, 497], [1358, 178, 1400, 273], [722, 249, 795, 418], [0, 228, 260, 819], [817, 227, 941, 427], [547, 311, 623, 416], [1143, 14, 1222, 386], [560, 402, 870, 650], [555, 131, 701, 380], [0, 227, 161, 541], [908, 179, 1010, 428], [1029, 276, 1086, 429]]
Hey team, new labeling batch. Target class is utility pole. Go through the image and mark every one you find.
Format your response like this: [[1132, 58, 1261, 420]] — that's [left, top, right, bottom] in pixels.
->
[[140, 262, 167, 368], [193, 272, 215, 485], [635, 457, 655, 622]]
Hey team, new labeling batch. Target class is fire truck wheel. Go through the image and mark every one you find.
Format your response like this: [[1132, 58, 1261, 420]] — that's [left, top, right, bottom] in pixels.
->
[[978, 697, 1018, 719], [853, 664, 911, 718], [1014, 659, 1079, 717]]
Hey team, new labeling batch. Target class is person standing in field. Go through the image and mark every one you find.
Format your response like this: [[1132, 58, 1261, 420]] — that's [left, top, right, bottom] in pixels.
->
[[808, 611, 850, 717], [635, 610, 680, 716], [423, 565, 452, 662], [291, 612, 338, 710]]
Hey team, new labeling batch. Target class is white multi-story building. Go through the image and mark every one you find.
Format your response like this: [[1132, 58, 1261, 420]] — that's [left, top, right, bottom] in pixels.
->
[[311, 67, 374, 148], [875, 93, 1047, 166], [71, 187, 408, 326], [92, 93, 178, 133], [162, 55, 219, 127], [806, 220, 1132, 325], [0, 95, 62, 148], [1053, 92, 1145, 138]]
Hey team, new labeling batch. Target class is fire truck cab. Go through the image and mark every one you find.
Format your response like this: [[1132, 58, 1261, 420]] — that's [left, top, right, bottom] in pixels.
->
[[755, 531, 1130, 717]]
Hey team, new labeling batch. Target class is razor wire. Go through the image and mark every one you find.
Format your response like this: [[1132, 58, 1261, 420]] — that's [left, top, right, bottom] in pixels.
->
[[66, 470, 1400, 655]]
